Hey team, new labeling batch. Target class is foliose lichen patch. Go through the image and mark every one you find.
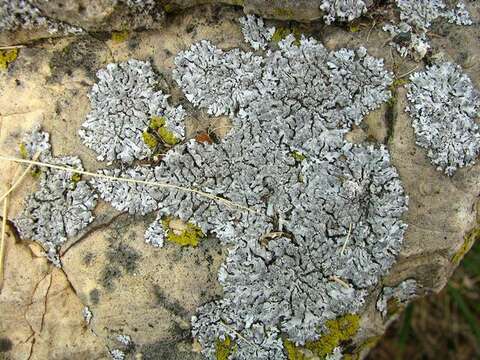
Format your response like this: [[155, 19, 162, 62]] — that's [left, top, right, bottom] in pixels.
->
[[376, 279, 418, 318], [14, 126, 97, 266], [383, 0, 472, 59], [0, 0, 83, 34], [320, 0, 369, 24], [88, 16, 407, 359], [79, 60, 185, 163], [406, 62, 480, 175]]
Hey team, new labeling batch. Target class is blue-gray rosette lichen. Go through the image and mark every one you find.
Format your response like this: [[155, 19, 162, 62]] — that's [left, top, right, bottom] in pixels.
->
[[79, 59, 185, 163], [87, 16, 408, 359], [14, 126, 97, 266], [0, 0, 83, 34], [384, 0, 472, 58], [406, 62, 480, 175]]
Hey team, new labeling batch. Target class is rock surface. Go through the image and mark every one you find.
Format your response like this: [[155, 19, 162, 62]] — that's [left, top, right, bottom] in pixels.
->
[[0, 2, 479, 360]]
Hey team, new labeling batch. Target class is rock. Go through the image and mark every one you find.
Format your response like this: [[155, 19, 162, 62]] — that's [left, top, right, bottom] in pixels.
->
[[0, 2, 479, 360]]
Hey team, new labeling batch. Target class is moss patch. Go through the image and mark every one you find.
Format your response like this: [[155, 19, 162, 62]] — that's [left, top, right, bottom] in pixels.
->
[[19, 143, 28, 158], [0, 49, 18, 71], [274, 8, 294, 18], [452, 225, 480, 264], [284, 314, 360, 360], [143, 116, 180, 153], [291, 150, 306, 162], [215, 337, 236, 360], [162, 217, 204, 247], [272, 27, 301, 46], [111, 30, 129, 43]]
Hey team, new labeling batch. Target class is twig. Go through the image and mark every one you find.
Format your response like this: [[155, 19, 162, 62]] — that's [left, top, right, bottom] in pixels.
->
[[0, 155, 260, 215], [396, 66, 419, 79], [0, 152, 40, 202], [0, 45, 25, 50], [340, 223, 353, 256], [219, 322, 259, 348], [329, 275, 350, 288], [366, 20, 376, 43], [0, 197, 8, 291]]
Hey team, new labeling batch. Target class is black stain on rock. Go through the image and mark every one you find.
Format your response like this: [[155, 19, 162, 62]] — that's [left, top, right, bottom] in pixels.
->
[[0, 338, 12, 352]]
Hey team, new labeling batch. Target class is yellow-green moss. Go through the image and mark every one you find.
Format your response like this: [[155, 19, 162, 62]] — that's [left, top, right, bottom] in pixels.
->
[[348, 22, 361, 33], [452, 225, 480, 264], [284, 314, 360, 360], [142, 116, 180, 151], [142, 131, 159, 150], [390, 78, 409, 91], [229, 0, 244, 5], [162, 217, 204, 247], [284, 339, 308, 360], [272, 27, 302, 46], [111, 30, 129, 43], [291, 151, 306, 162], [19, 143, 28, 159], [215, 337, 236, 360], [274, 8, 294, 18], [163, 3, 174, 13], [71, 173, 82, 184], [157, 126, 180, 145], [150, 116, 166, 130], [0, 49, 18, 71]]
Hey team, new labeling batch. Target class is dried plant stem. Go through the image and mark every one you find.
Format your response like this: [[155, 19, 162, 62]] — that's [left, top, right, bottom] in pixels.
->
[[397, 66, 419, 79], [0, 45, 25, 50], [0, 152, 40, 202], [0, 197, 8, 290], [220, 322, 259, 348], [0, 155, 260, 215], [329, 275, 350, 288], [341, 223, 353, 255]]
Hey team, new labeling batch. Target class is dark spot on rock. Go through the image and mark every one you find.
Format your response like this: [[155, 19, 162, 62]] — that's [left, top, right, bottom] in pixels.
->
[[89, 288, 100, 305], [153, 284, 190, 319], [128, 36, 141, 51], [48, 36, 107, 83], [83, 252, 95, 266], [138, 339, 202, 360], [106, 241, 141, 274], [100, 264, 122, 290], [186, 24, 194, 33], [14, 79, 20, 86], [0, 338, 12, 352]]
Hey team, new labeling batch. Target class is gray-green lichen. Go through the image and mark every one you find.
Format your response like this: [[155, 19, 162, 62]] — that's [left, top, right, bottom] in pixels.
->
[[239, 15, 275, 51], [320, 0, 368, 24], [406, 62, 480, 175], [376, 279, 418, 317], [79, 60, 185, 163], [384, 0, 472, 59], [0, 0, 83, 34], [90, 18, 408, 359], [14, 126, 97, 266]]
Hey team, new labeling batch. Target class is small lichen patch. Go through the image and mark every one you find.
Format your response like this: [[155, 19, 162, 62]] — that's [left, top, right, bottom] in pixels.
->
[[215, 337, 235, 360], [14, 127, 97, 266], [0, 49, 18, 70], [162, 217, 204, 247], [407, 62, 480, 175], [452, 225, 480, 264], [111, 30, 129, 43]]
